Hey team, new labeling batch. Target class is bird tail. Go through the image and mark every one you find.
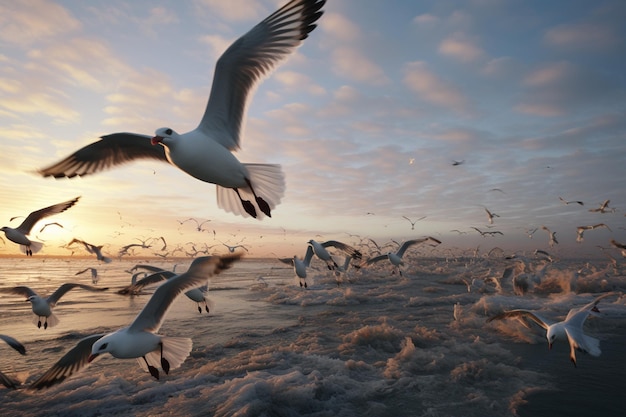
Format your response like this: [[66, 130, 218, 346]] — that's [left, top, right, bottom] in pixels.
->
[[216, 164, 285, 220], [581, 334, 601, 357], [20, 241, 43, 255], [139, 336, 192, 373]]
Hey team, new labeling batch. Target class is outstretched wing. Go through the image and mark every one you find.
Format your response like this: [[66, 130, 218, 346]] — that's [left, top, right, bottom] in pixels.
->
[[16, 197, 80, 235], [321, 240, 362, 259], [365, 254, 388, 265], [130, 255, 242, 333], [29, 334, 105, 390], [487, 309, 551, 331], [198, 0, 325, 149], [0, 286, 37, 299], [38, 133, 167, 178], [0, 334, 26, 355], [47, 283, 108, 306]]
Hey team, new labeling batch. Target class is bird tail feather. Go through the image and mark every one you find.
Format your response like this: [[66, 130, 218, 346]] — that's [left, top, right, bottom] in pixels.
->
[[216, 164, 285, 220], [20, 241, 43, 254], [138, 336, 192, 373]]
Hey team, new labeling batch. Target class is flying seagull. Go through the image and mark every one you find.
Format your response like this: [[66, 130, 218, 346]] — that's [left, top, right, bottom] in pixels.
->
[[487, 292, 619, 366], [558, 196, 584, 206], [402, 215, 426, 230], [484, 207, 500, 224], [30, 255, 242, 389], [305, 240, 362, 270], [279, 251, 315, 288], [588, 199, 612, 213], [365, 237, 441, 276], [0, 283, 108, 329], [576, 224, 612, 243], [66, 238, 112, 263], [37, 0, 326, 220], [1, 197, 80, 256]]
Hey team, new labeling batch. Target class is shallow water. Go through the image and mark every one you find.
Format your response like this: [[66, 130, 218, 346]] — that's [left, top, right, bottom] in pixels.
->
[[0, 255, 624, 417]]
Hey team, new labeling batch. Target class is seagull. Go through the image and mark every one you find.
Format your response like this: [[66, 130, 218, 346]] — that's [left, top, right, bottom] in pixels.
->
[[305, 240, 362, 270], [487, 292, 619, 366], [484, 207, 500, 224], [66, 238, 112, 263], [471, 227, 503, 237], [221, 242, 249, 253], [576, 224, 612, 243], [588, 199, 612, 213], [559, 196, 584, 206], [541, 225, 558, 247], [39, 222, 64, 233], [37, 0, 326, 220], [365, 237, 441, 276], [75, 267, 99, 284], [30, 255, 242, 389], [0, 334, 26, 389], [279, 252, 314, 288], [1, 197, 80, 256], [402, 215, 426, 230], [0, 283, 108, 329], [452, 160, 465, 166]]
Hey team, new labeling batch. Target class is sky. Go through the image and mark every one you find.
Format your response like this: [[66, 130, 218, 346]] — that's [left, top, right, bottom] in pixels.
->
[[0, 0, 625, 259]]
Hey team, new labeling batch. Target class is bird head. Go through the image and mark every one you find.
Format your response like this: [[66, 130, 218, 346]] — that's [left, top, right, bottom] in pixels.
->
[[546, 328, 557, 350], [151, 127, 175, 145], [89, 335, 112, 362]]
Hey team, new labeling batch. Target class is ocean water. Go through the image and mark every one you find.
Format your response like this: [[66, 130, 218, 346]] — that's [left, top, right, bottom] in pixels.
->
[[0, 255, 624, 417]]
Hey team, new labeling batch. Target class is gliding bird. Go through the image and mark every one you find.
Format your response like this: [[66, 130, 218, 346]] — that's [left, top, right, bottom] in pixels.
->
[[37, 0, 326, 220], [1, 197, 79, 256], [365, 237, 441, 276]]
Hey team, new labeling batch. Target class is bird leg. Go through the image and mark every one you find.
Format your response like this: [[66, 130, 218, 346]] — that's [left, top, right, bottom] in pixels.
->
[[143, 356, 160, 379], [37, 318, 42, 328], [160, 342, 170, 375], [197, 304, 202, 313], [245, 178, 272, 218], [204, 302, 209, 313], [234, 188, 257, 218]]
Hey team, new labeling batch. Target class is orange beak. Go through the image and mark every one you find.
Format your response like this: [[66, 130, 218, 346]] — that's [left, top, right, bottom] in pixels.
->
[[87, 353, 98, 363]]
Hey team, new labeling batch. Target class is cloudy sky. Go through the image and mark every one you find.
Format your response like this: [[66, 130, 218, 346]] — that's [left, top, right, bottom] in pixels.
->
[[0, 0, 625, 259]]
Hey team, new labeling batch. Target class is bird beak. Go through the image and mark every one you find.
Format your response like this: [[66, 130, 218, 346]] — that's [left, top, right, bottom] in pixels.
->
[[150, 135, 163, 145], [87, 353, 98, 363], [548, 342, 553, 350]]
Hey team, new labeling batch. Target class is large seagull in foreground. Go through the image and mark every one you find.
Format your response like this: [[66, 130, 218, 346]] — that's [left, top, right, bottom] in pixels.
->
[[38, 0, 326, 220]]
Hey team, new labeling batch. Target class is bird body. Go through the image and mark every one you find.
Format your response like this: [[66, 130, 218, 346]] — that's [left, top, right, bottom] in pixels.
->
[[366, 237, 441, 275], [306, 239, 362, 270]]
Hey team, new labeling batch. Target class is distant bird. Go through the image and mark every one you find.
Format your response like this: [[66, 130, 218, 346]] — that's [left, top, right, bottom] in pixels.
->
[[30, 255, 241, 389], [541, 226, 558, 247], [221, 242, 249, 253], [279, 253, 313, 288], [484, 207, 500, 224], [588, 199, 612, 213], [576, 224, 612, 243], [305, 240, 362, 270], [66, 238, 112, 263], [39, 222, 64, 233], [402, 215, 426, 230], [365, 237, 441, 276], [452, 160, 464, 166], [0, 334, 26, 389], [559, 196, 584, 206], [609, 239, 626, 258], [471, 227, 503, 237], [1, 197, 80, 256], [75, 267, 99, 284], [489, 188, 506, 194], [0, 283, 108, 329], [487, 292, 618, 366], [37, 0, 327, 220], [525, 228, 538, 239], [181, 218, 212, 232]]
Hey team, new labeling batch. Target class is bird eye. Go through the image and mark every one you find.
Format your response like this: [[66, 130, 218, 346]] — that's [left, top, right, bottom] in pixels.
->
[[165, 128, 172, 135], [99, 343, 108, 351]]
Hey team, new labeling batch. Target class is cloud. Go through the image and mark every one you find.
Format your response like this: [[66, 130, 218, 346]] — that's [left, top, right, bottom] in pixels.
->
[[321, 12, 362, 43], [0, 0, 81, 45], [193, 0, 265, 22], [331, 47, 389, 86], [438, 32, 486, 63], [412, 13, 440, 26], [544, 22, 621, 51], [403, 61, 470, 114], [273, 71, 327, 97]]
